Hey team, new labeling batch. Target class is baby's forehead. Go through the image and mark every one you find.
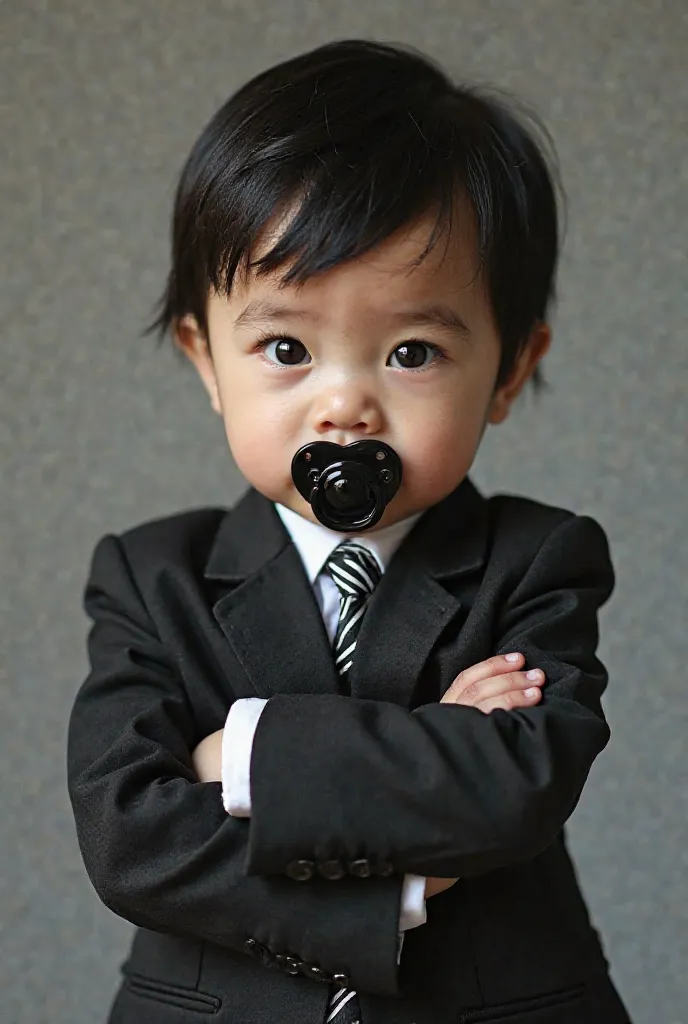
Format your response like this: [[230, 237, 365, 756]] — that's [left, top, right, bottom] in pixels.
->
[[229, 207, 482, 312]]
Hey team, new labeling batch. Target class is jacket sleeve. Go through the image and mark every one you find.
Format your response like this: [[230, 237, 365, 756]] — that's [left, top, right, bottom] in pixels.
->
[[246, 514, 615, 880], [220, 698, 428, 936], [66, 533, 404, 996]]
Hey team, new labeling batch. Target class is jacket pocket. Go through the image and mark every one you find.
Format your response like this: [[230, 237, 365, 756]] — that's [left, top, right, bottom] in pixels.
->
[[458, 983, 585, 1022], [123, 971, 221, 1015]]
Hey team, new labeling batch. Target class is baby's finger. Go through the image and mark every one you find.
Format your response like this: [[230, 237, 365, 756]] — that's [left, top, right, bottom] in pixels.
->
[[475, 682, 544, 715], [448, 667, 545, 709], [441, 653, 525, 704]]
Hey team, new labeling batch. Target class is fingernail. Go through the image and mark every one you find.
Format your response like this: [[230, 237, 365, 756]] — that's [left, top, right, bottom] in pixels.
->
[[526, 669, 543, 681], [505, 653, 521, 663], [524, 687, 539, 698]]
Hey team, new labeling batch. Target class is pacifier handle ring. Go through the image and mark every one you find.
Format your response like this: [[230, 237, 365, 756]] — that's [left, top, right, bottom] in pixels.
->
[[309, 480, 385, 531]]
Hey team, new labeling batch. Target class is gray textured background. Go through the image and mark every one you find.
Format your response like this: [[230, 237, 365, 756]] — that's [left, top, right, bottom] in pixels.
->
[[2, 2, 686, 1023]]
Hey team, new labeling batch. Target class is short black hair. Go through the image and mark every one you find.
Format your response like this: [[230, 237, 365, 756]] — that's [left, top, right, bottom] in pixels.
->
[[149, 38, 562, 388]]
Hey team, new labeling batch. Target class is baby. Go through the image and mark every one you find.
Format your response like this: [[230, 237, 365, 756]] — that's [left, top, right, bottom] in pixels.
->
[[67, 38, 632, 1024]]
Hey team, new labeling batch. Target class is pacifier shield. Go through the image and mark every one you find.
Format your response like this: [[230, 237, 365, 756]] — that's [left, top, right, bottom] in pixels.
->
[[291, 440, 402, 532]]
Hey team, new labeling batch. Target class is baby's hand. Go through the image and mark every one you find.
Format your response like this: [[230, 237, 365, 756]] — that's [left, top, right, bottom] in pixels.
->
[[191, 728, 224, 783], [440, 653, 545, 714]]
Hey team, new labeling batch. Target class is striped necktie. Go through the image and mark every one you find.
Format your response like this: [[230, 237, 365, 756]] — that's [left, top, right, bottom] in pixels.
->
[[325, 540, 383, 681], [322, 540, 383, 1023]]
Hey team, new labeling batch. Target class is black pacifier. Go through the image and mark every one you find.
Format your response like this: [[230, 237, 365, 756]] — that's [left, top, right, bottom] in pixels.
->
[[291, 440, 403, 532]]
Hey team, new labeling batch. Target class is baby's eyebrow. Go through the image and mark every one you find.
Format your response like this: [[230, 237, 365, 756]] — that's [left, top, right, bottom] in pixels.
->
[[234, 300, 320, 329], [233, 298, 472, 340], [389, 303, 472, 340]]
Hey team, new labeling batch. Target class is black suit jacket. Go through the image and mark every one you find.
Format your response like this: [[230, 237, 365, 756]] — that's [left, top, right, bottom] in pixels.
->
[[67, 478, 631, 1024]]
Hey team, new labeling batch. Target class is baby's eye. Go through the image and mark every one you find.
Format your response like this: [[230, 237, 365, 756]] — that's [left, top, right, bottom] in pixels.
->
[[258, 335, 312, 366], [388, 341, 444, 371]]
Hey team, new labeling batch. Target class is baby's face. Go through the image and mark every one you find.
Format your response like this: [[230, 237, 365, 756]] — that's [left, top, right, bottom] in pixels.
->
[[178, 205, 549, 531]]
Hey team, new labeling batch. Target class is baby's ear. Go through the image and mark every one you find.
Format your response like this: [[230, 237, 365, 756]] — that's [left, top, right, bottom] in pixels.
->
[[175, 315, 222, 415], [487, 322, 551, 425]]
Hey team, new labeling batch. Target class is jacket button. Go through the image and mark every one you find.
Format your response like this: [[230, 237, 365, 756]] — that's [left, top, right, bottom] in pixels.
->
[[348, 858, 372, 878], [374, 859, 394, 877], [276, 953, 300, 973], [244, 938, 271, 963], [286, 859, 315, 881], [333, 973, 350, 988], [318, 859, 346, 880], [300, 963, 328, 982]]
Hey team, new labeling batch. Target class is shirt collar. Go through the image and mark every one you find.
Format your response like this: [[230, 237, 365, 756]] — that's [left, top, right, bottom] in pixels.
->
[[274, 502, 424, 583]]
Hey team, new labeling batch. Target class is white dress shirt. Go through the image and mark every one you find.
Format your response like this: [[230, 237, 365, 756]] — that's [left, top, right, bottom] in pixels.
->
[[221, 501, 428, 955]]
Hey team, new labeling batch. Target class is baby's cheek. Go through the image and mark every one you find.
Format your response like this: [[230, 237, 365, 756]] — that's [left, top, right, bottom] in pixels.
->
[[405, 453, 468, 504], [402, 422, 479, 503], [223, 414, 293, 497]]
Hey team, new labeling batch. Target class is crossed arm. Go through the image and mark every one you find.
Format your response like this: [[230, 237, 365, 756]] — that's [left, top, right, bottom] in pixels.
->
[[67, 514, 613, 996], [191, 652, 548, 902]]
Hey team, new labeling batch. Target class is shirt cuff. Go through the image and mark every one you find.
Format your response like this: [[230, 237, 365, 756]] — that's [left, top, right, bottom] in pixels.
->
[[399, 873, 427, 932], [221, 697, 269, 816]]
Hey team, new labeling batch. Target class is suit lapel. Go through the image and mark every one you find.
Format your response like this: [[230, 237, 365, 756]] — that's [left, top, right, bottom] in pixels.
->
[[349, 478, 489, 706], [204, 488, 341, 698], [204, 478, 488, 707]]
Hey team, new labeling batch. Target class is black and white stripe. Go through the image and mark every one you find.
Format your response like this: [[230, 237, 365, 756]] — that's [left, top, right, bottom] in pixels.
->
[[321, 541, 382, 1024], [326, 985, 360, 1022], [324, 542, 383, 678]]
